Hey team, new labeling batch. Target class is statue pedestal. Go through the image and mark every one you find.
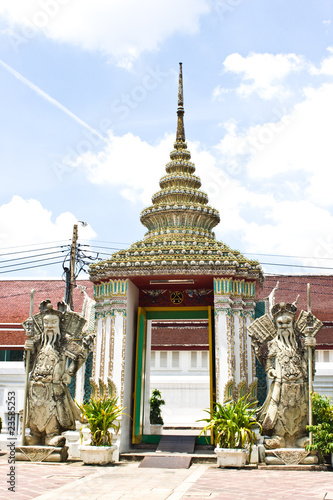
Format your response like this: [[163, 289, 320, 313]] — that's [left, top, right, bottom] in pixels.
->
[[265, 448, 318, 466], [15, 446, 68, 462]]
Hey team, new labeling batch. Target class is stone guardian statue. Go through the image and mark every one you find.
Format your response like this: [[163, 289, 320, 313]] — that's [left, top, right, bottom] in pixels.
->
[[248, 301, 322, 453], [22, 300, 94, 448]]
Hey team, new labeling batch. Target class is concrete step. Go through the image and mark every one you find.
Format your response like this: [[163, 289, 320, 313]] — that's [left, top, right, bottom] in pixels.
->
[[120, 441, 216, 464]]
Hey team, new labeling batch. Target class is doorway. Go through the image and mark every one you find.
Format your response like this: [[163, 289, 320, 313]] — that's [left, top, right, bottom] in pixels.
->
[[132, 307, 214, 444]]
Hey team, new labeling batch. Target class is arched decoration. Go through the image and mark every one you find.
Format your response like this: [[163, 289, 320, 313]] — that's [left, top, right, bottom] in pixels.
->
[[224, 379, 235, 402], [107, 377, 117, 398], [248, 380, 258, 403], [237, 380, 247, 399]]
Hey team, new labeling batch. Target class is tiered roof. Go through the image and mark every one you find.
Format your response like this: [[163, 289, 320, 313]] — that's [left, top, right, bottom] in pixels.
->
[[89, 64, 263, 283]]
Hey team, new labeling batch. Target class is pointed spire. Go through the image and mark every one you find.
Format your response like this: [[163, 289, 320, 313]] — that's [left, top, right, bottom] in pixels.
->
[[176, 62, 186, 143]]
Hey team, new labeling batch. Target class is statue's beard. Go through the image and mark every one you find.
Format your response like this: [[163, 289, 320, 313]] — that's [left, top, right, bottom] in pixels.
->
[[277, 327, 297, 350], [41, 329, 60, 348]]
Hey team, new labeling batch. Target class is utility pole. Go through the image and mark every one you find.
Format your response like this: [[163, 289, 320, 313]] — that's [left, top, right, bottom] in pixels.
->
[[65, 224, 78, 310]]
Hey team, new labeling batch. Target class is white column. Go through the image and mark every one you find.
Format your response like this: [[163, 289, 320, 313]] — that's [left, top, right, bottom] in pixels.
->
[[244, 301, 256, 386], [104, 315, 112, 382], [93, 317, 103, 381], [113, 311, 125, 400], [233, 310, 241, 385], [214, 295, 234, 402]]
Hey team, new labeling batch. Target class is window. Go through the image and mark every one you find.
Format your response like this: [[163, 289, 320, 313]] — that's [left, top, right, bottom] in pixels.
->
[[0, 350, 24, 362], [151, 351, 156, 368], [202, 351, 208, 369], [172, 351, 180, 368], [191, 351, 197, 368], [323, 351, 330, 362], [160, 351, 168, 368]]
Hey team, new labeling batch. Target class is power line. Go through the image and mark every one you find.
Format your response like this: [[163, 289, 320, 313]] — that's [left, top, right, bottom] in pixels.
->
[[0, 240, 69, 253], [0, 254, 68, 271], [261, 262, 333, 271], [243, 251, 333, 261], [0, 249, 67, 265], [0, 244, 69, 258], [0, 260, 65, 274]]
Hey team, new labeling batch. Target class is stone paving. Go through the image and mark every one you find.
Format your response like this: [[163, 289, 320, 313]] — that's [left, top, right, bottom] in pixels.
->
[[1, 450, 332, 500]]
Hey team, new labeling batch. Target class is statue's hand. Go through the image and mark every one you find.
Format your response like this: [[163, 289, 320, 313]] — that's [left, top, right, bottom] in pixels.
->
[[24, 339, 34, 351], [304, 336, 316, 348], [267, 368, 277, 379], [61, 372, 72, 384], [83, 333, 95, 351]]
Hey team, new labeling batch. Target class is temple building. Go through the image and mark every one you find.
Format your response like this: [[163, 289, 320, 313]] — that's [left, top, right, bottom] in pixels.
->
[[88, 64, 264, 451]]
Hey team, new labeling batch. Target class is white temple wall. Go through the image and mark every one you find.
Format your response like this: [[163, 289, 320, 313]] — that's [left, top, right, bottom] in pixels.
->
[[0, 362, 25, 449]]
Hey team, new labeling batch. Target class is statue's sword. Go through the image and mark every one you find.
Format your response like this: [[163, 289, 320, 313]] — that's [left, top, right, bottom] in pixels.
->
[[21, 289, 35, 446]]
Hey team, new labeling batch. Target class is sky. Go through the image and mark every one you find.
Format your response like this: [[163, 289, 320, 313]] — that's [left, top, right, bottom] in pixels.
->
[[1, 0, 333, 279]]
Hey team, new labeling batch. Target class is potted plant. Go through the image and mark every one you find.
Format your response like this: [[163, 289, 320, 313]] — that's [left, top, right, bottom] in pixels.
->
[[77, 395, 125, 465], [306, 392, 333, 466], [150, 389, 165, 435], [199, 394, 261, 468]]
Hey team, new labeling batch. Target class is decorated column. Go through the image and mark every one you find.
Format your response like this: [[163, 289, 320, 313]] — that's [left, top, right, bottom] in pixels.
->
[[214, 278, 257, 402], [92, 279, 139, 452]]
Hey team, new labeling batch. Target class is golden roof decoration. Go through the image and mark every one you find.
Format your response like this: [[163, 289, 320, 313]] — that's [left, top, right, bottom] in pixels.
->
[[90, 63, 263, 283]]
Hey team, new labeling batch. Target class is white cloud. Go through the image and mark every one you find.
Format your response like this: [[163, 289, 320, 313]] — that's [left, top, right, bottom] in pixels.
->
[[0, 195, 96, 252], [310, 47, 333, 75], [72, 131, 172, 204], [1, 0, 210, 67], [223, 52, 306, 99], [216, 81, 333, 208]]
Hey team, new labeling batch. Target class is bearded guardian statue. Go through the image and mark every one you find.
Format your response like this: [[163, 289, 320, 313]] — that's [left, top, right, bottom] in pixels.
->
[[248, 301, 322, 450], [23, 300, 94, 447]]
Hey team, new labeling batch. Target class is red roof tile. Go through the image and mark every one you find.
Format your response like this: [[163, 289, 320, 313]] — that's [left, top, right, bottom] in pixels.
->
[[0, 279, 93, 347], [257, 275, 333, 319]]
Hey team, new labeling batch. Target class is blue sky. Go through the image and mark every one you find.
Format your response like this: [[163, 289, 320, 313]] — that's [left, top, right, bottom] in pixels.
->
[[1, 0, 333, 278]]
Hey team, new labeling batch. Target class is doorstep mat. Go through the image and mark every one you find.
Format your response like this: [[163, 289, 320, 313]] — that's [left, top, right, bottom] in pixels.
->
[[139, 455, 192, 469], [156, 435, 196, 453]]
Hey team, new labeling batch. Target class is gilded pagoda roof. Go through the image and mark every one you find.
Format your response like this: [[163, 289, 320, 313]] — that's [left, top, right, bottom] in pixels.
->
[[90, 64, 264, 284]]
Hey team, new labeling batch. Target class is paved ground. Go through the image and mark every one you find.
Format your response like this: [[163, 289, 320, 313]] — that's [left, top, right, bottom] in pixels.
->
[[1, 451, 333, 500]]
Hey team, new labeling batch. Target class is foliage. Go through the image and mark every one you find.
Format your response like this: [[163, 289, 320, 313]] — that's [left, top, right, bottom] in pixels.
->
[[77, 395, 125, 446], [199, 394, 261, 450], [306, 392, 333, 457], [150, 389, 165, 425]]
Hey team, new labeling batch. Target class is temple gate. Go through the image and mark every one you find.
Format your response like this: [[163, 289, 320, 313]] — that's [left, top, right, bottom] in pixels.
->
[[89, 64, 264, 452]]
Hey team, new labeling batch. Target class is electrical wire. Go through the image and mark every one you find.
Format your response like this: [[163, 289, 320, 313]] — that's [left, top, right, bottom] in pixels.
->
[[0, 249, 67, 265], [0, 241, 70, 254], [0, 254, 68, 270], [0, 260, 65, 274]]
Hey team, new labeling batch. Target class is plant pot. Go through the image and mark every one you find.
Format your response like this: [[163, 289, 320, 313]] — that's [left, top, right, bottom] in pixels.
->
[[150, 424, 163, 435], [214, 447, 248, 468], [79, 445, 117, 465]]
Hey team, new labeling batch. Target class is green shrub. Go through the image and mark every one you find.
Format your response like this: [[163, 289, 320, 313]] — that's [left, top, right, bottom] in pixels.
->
[[149, 389, 165, 425], [199, 394, 261, 450], [77, 395, 125, 446], [306, 392, 333, 458]]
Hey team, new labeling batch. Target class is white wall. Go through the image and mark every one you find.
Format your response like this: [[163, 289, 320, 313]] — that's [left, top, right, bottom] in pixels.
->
[[149, 350, 210, 426], [0, 361, 25, 448]]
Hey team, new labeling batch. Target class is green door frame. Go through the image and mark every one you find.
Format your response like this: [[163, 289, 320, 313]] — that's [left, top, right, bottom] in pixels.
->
[[132, 306, 214, 444]]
